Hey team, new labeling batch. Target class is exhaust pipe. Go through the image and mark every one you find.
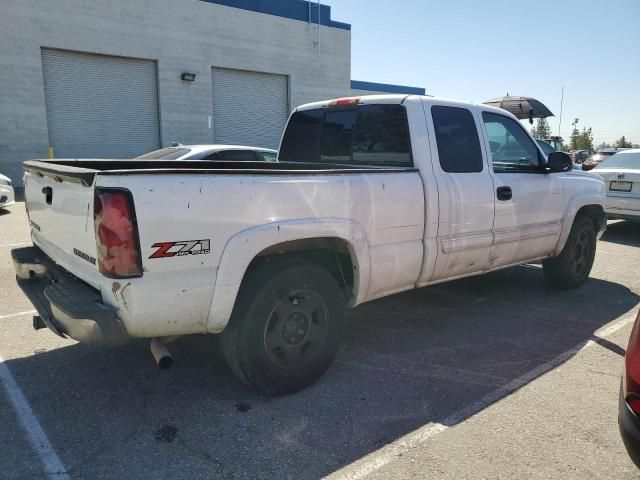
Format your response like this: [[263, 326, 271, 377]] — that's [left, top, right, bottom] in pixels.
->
[[150, 337, 179, 369]]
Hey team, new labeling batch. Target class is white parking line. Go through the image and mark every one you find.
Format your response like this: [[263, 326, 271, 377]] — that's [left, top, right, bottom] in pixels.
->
[[330, 306, 639, 480], [0, 242, 30, 248], [0, 310, 36, 320], [0, 353, 69, 479]]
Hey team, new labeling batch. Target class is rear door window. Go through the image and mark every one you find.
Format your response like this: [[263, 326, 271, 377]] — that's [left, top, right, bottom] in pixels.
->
[[256, 151, 278, 162], [279, 104, 412, 166], [216, 150, 258, 161], [431, 106, 484, 173]]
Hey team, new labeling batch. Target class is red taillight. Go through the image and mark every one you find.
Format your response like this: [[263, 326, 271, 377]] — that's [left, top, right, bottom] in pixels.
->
[[629, 397, 640, 415], [624, 310, 640, 398], [329, 97, 361, 107], [94, 188, 142, 278]]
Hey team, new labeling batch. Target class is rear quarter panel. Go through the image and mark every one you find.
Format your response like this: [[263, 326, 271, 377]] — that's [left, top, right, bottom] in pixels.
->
[[95, 170, 424, 336]]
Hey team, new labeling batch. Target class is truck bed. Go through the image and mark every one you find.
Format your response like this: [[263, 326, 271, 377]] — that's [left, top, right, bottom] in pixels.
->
[[24, 159, 416, 185]]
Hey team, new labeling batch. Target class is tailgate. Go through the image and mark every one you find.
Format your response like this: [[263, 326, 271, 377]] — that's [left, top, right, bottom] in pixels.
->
[[24, 162, 101, 288]]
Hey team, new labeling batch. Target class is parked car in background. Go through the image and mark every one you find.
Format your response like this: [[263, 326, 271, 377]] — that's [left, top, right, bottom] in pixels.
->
[[569, 150, 590, 164], [619, 308, 640, 467], [536, 139, 557, 157], [536, 140, 580, 170], [136, 145, 278, 162], [593, 149, 640, 222], [0, 173, 15, 209], [582, 148, 630, 171]]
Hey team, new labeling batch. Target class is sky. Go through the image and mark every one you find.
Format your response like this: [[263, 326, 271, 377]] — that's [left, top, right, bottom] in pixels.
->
[[323, 0, 640, 146]]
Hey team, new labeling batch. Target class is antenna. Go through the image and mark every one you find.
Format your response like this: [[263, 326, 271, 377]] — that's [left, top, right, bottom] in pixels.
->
[[308, 1, 321, 56]]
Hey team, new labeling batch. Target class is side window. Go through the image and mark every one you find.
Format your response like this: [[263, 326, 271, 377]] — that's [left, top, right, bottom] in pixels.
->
[[320, 109, 356, 163], [258, 152, 278, 162], [482, 113, 542, 173], [352, 105, 411, 165], [217, 150, 258, 161], [201, 152, 219, 160], [431, 106, 483, 173]]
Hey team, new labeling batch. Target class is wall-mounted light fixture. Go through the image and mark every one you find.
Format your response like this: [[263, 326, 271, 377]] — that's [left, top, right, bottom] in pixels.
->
[[181, 72, 196, 82]]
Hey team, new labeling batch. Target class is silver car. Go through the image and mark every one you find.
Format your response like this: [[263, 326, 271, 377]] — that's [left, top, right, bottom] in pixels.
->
[[136, 144, 278, 162], [0, 173, 15, 208]]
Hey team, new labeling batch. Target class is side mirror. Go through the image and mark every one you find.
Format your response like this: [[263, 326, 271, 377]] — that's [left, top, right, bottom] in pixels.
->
[[547, 152, 572, 172]]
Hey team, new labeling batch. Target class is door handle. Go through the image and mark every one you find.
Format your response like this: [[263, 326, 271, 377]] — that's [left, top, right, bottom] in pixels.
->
[[42, 186, 53, 205], [496, 186, 512, 201]]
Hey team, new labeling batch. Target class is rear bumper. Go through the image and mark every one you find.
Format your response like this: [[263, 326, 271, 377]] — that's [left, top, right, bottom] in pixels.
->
[[11, 246, 128, 346], [619, 383, 640, 468]]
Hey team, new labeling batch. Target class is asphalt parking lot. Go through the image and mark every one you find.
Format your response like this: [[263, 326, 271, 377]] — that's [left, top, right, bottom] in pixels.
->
[[1, 201, 639, 480]]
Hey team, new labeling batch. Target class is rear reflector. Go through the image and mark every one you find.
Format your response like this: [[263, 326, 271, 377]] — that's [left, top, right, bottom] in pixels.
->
[[94, 188, 142, 278], [329, 97, 361, 107]]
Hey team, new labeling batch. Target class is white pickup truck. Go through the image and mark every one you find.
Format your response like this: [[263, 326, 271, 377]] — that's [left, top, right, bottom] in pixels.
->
[[13, 95, 606, 394]]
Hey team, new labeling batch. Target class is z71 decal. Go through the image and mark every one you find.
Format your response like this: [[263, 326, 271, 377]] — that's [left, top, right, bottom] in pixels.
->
[[149, 239, 211, 259]]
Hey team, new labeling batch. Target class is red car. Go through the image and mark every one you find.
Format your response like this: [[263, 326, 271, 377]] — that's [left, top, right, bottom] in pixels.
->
[[619, 308, 640, 467]]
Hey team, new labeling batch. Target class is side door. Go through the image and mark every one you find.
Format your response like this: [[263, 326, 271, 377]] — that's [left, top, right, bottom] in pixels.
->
[[480, 111, 565, 267], [426, 104, 496, 281]]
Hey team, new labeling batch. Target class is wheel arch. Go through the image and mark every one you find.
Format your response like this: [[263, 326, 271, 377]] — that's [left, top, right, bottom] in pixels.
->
[[206, 219, 370, 333], [554, 196, 605, 256]]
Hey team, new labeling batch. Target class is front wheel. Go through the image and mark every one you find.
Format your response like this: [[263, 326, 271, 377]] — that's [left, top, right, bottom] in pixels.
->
[[543, 216, 596, 289], [221, 258, 346, 395]]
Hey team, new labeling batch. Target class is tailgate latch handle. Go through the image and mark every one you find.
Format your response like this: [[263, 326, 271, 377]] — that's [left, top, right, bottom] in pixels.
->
[[42, 186, 53, 205]]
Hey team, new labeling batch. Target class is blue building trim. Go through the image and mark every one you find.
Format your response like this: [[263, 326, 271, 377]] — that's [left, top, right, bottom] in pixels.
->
[[200, 0, 351, 30], [351, 80, 425, 96]]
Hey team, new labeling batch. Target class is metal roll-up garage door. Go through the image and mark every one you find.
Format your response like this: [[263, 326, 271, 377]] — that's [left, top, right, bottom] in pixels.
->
[[42, 49, 160, 158], [212, 68, 289, 149]]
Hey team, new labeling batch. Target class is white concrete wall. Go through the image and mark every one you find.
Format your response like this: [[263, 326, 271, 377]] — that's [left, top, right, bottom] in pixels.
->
[[0, 0, 351, 185]]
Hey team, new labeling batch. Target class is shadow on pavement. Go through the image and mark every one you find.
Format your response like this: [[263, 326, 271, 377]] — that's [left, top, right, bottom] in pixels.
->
[[601, 220, 640, 248], [4, 265, 639, 479]]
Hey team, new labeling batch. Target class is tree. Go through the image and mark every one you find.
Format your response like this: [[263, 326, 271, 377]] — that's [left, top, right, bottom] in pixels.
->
[[597, 141, 611, 149], [569, 118, 580, 150], [574, 127, 593, 150], [615, 136, 633, 148], [531, 118, 551, 139]]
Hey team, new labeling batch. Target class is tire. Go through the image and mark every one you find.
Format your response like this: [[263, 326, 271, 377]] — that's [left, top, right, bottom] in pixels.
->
[[543, 216, 596, 289], [221, 257, 346, 395]]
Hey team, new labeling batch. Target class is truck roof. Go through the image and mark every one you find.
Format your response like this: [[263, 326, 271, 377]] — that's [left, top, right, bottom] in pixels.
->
[[295, 94, 522, 121]]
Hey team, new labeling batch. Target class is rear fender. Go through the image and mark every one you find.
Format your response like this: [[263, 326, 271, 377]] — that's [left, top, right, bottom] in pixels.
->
[[206, 218, 370, 333]]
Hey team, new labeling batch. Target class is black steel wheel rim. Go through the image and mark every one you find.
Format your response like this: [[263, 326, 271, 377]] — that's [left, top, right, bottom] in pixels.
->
[[263, 289, 329, 370], [571, 229, 591, 277]]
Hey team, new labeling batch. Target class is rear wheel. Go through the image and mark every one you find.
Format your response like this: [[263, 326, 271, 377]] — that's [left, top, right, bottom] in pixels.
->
[[221, 258, 346, 395], [543, 216, 596, 289]]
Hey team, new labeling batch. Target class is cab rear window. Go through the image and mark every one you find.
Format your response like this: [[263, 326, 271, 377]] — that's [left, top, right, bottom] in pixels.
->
[[279, 104, 412, 166]]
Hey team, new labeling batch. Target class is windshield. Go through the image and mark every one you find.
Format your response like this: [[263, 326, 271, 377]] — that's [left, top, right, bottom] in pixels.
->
[[136, 147, 191, 159], [594, 152, 640, 170], [536, 139, 556, 156], [587, 152, 614, 163]]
